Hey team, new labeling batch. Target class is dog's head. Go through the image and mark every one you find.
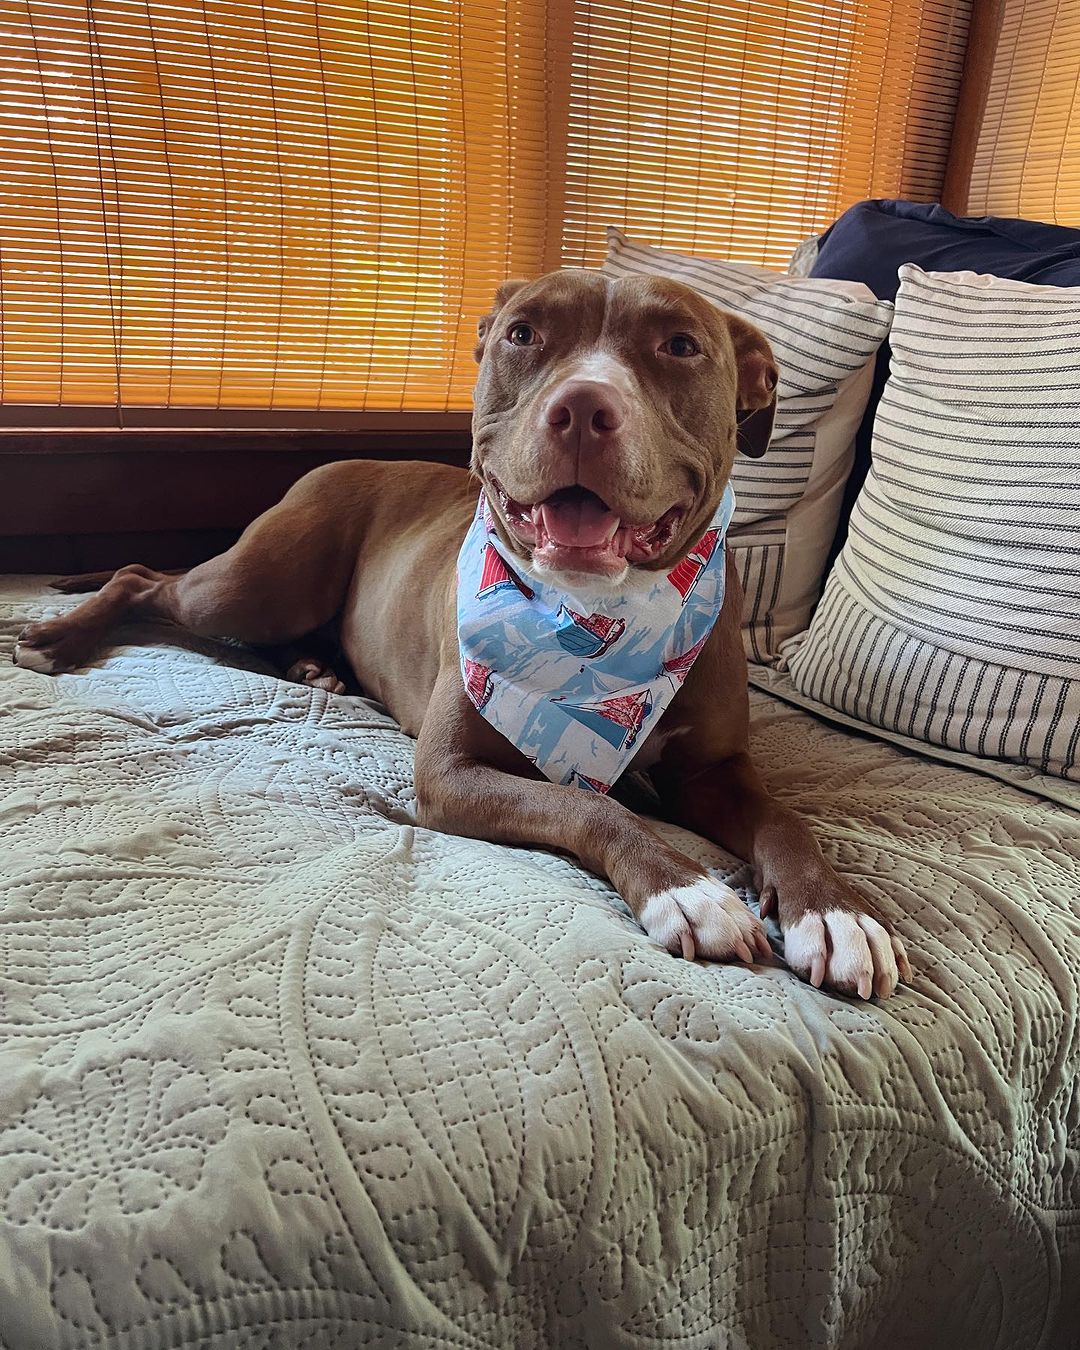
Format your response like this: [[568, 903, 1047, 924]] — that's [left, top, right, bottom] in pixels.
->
[[471, 268, 777, 583]]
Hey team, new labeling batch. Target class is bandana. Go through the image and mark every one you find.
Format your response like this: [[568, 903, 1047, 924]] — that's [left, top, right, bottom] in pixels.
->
[[456, 483, 735, 793]]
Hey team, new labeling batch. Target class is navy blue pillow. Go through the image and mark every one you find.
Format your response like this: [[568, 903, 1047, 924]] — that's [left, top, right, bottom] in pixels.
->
[[813, 198, 1080, 297], [810, 199, 1080, 562]]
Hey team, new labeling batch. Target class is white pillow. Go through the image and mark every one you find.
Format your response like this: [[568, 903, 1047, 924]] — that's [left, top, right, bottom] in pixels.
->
[[603, 227, 893, 664], [785, 264, 1080, 781]]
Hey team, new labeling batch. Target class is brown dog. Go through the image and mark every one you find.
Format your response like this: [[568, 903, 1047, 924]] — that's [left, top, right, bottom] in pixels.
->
[[15, 269, 911, 999]]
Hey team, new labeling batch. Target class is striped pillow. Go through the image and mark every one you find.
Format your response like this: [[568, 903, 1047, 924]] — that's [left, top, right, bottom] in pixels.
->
[[785, 265, 1080, 781], [603, 227, 893, 663]]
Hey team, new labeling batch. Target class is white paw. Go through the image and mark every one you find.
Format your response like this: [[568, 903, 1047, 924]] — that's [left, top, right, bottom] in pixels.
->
[[639, 877, 771, 964], [13, 642, 58, 673], [783, 910, 911, 1000]]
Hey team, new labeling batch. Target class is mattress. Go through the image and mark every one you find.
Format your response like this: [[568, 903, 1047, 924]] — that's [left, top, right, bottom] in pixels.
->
[[1, 577, 1078, 1350]]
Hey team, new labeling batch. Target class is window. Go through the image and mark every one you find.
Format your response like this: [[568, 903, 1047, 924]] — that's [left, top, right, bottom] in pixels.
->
[[964, 0, 1080, 225], [1, 0, 971, 421]]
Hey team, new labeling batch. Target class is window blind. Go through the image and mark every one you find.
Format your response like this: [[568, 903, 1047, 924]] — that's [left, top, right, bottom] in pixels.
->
[[965, 0, 1080, 225], [2, 0, 972, 421], [559, 0, 973, 269]]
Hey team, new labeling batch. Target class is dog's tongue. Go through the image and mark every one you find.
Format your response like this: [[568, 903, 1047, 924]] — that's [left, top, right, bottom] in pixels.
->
[[537, 490, 619, 548]]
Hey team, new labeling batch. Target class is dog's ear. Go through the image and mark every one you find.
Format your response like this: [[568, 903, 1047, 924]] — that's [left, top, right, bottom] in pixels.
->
[[726, 313, 779, 459], [475, 279, 531, 362]]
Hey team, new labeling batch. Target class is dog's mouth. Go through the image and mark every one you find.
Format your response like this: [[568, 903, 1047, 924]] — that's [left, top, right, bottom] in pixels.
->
[[490, 480, 686, 577]]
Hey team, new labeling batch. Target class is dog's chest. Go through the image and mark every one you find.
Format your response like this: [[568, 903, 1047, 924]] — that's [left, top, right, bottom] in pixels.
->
[[633, 718, 693, 771]]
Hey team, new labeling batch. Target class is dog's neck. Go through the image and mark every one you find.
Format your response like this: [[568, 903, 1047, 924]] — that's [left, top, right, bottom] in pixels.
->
[[456, 483, 736, 790]]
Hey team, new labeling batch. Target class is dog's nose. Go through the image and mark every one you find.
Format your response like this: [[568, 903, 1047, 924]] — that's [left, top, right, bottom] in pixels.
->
[[544, 380, 627, 441]]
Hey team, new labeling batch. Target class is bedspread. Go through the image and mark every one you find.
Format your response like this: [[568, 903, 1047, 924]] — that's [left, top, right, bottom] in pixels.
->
[[1, 578, 1078, 1350]]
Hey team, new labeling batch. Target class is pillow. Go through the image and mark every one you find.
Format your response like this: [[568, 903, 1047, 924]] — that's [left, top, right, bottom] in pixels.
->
[[810, 199, 1080, 568], [603, 227, 893, 664], [787, 234, 821, 277], [784, 264, 1080, 781], [814, 199, 1080, 296]]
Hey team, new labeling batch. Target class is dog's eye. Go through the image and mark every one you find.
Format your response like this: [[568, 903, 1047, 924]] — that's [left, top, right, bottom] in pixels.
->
[[507, 322, 539, 347], [661, 333, 700, 358]]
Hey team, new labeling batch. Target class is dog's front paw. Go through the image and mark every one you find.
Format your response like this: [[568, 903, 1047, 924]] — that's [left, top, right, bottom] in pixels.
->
[[779, 905, 913, 1000], [639, 876, 771, 964]]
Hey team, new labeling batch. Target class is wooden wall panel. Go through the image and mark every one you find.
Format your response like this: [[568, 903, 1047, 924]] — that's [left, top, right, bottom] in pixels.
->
[[2, 432, 472, 573]]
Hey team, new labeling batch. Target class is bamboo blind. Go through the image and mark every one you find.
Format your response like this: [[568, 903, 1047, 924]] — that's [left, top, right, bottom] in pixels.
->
[[2, 0, 972, 420], [966, 0, 1080, 224], [559, 0, 973, 268]]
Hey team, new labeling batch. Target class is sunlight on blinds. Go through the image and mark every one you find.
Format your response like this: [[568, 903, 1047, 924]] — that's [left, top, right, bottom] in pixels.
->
[[966, 0, 1080, 225], [1, 0, 549, 411], [558, 0, 972, 268], [0, 0, 971, 417]]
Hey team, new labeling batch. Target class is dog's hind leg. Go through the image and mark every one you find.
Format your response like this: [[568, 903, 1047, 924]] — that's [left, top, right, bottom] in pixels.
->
[[15, 564, 180, 673], [49, 567, 188, 595], [14, 464, 364, 675], [282, 654, 348, 695], [261, 625, 352, 695]]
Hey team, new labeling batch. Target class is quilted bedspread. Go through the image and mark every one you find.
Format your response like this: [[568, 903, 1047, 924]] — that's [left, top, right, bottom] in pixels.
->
[[1, 578, 1079, 1350]]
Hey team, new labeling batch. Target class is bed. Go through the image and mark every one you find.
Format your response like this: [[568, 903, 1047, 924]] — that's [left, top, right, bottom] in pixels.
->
[[1, 576, 1078, 1349]]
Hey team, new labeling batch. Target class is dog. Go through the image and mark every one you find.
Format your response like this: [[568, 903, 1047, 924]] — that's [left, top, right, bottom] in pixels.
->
[[15, 268, 911, 999]]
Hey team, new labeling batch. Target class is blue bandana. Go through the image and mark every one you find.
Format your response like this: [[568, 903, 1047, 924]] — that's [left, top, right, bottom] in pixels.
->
[[456, 483, 735, 792]]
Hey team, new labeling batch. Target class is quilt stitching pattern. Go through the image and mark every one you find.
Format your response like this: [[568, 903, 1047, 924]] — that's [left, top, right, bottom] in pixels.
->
[[1, 586, 1078, 1349]]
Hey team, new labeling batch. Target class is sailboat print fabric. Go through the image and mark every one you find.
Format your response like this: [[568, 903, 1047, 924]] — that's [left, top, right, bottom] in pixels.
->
[[457, 483, 736, 792]]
